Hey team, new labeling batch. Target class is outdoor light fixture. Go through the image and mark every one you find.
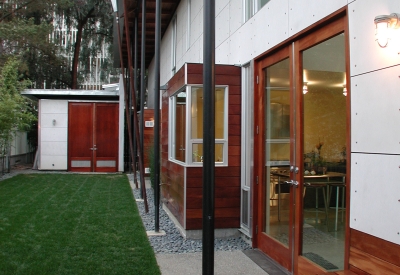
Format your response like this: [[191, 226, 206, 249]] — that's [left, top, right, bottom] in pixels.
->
[[343, 85, 347, 97], [303, 82, 308, 94], [374, 13, 400, 48]]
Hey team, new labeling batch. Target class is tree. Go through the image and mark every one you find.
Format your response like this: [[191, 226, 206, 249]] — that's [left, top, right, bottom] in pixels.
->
[[0, 0, 116, 89], [0, 57, 36, 172], [0, 0, 72, 88], [58, 0, 115, 89]]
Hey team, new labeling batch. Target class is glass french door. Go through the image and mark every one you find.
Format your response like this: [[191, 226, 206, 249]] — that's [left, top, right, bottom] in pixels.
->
[[255, 15, 348, 274]]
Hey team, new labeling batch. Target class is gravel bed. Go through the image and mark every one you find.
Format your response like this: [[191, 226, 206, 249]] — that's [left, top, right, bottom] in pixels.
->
[[130, 177, 252, 254]]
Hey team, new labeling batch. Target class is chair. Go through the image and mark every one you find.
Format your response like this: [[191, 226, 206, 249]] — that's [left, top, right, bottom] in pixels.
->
[[327, 181, 346, 231], [304, 182, 329, 225]]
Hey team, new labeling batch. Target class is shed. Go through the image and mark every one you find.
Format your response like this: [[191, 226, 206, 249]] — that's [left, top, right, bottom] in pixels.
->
[[22, 87, 124, 172]]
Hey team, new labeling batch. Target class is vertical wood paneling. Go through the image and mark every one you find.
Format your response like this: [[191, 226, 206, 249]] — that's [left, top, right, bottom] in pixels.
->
[[161, 63, 241, 230]]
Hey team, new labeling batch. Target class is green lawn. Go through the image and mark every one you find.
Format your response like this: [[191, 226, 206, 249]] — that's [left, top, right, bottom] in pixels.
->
[[0, 174, 160, 275]]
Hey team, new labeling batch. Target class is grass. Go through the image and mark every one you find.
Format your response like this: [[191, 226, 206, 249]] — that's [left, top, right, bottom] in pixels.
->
[[0, 174, 160, 275]]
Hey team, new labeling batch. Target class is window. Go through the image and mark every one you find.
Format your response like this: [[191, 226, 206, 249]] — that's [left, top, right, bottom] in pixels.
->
[[244, 0, 270, 22], [171, 16, 177, 74], [169, 85, 228, 166]]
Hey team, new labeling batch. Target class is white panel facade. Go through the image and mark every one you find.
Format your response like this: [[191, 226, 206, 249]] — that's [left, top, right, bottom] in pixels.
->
[[350, 153, 400, 245], [40, 114, 68, 128], [351, 65, 400, 154], [40, 99, 68, 114], [41, 141, 68, 156], [40, 156, 68, 170], [349, 0, 400, 77], [288, 0, 347, 36], [39, 100, 68, 170], [348, 0, 400, 242], [228, 0, 242, 37], [216, 3, 230, 48]]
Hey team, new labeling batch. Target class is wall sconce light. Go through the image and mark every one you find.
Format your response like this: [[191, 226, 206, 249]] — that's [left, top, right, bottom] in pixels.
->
[[302, 82, 308, 94], [52, 119, 56, 126], [343, 85, 347, 97], [374, 13, 400, 48]]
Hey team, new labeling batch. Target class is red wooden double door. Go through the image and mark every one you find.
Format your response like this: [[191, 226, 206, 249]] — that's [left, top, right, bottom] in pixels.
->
[[68, 102, 119, 172]]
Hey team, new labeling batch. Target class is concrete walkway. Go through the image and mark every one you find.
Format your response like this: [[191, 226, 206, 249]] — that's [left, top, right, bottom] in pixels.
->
[[156, 250, 268, 275]]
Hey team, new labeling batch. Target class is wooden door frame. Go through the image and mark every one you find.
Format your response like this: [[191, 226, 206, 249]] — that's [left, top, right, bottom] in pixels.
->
[[254, 45, 293, 271], [252, 7, 351, 274]]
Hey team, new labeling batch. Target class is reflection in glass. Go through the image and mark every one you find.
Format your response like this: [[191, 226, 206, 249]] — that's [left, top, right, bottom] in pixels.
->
[[302, 34, 346, 271], [192, 143, 224, 163], [191, 87, 225, 139], [263, 58, 290, 246], [173, 92, 186, 162]]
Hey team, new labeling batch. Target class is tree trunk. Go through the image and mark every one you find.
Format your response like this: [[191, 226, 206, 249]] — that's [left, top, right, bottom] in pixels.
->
[[71, 20, 83, 89], [71, 8, 94, 89]]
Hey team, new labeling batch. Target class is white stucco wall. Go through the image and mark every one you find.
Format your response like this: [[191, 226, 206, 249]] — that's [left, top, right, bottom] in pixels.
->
[[39, 100, 68, 170], [149, 0, 400, 245], [348, 0, 400, 245]]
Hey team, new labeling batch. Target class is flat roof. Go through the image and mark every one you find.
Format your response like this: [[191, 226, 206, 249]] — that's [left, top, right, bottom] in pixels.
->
[[22, 89, 120, 101]]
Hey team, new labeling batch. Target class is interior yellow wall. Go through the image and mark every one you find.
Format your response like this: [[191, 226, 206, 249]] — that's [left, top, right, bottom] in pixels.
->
[[303, 87, 346, 162], [191, 87, 225, 162]]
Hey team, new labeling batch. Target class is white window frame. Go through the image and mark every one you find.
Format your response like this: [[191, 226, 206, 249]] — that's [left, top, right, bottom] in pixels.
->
[[243, 0, 270, 22], [168, 85, 229, 167]]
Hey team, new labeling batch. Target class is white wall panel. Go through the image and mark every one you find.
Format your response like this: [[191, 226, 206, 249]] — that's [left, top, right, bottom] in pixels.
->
[[41, 128, 68, 142], [350, 153, 400, 245], [349, 0, 400, 76], [216, 37, 230, 64], [288, 0, 346, 37], [216, 0, 229, 17], [40, 113, 68, 128], [40, 155, 68, 170], [41, 141, 67, 156], [229, 0, 242, 36], [351, 65, 400, 154], [253, 2, 288, 56], [191, 4, 203, 49], [223, 0, 288, 65], [40, 100, 68, 114], [216, 4, 230, 48]]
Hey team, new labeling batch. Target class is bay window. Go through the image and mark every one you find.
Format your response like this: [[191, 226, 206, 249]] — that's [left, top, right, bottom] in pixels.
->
[[169, 85, 228, 166]]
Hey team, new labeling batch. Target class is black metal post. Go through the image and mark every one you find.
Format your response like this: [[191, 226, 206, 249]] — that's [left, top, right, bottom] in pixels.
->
[[134, 12, 139, 192], [122, 0, 148, 212], [154, 0, 161, 232], [129, 41, 133, 174], [202, 0, 215, 274], [140, 0, 146, 199]]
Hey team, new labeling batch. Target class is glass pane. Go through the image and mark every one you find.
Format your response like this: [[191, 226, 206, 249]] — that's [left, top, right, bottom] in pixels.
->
[[192, 143, 224, 163], [174, 92, 186, 162], [191, 87, 203, 139], [263, 58, 290, 246], [191, 87, 225, 139], [302, 34, 346, 271]]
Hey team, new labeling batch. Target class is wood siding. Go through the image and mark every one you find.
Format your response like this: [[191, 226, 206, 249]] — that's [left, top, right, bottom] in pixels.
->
[[141, 109, 156, 173], [348, 229, 400, 274], [161, 63, 241, 230]]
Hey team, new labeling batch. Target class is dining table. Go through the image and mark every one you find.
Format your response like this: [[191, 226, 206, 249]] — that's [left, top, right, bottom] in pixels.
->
[[270, 170, 346, 231]]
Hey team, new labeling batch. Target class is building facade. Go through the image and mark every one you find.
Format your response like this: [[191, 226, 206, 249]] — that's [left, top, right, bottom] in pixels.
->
[[118, 0, 400, 274]]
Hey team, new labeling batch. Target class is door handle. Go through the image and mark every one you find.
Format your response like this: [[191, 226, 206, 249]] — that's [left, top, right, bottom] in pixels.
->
[[90, 145, 97, 151], [284, 180, 299, 187]]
